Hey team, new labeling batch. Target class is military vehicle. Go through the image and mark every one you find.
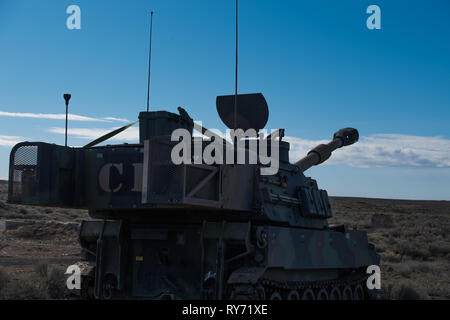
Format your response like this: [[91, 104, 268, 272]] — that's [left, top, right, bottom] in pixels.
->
[[7, 92, 380, 300]]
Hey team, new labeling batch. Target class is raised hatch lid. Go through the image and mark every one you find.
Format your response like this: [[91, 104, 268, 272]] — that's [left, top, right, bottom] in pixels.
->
[[216, 93, 269, 131]]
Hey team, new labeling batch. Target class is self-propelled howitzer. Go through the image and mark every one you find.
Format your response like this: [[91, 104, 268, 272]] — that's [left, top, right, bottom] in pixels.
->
[[7, 93, 379, 300]]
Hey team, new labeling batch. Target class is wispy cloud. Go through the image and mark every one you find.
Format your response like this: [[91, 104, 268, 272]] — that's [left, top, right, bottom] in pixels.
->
[[286, 134, 450, 168], [47, 127, 450, 168], [48, 126, 139, 142], [0, 111, 129, 123], [0, 135, 23, 147], [102, 117, 130, 122]]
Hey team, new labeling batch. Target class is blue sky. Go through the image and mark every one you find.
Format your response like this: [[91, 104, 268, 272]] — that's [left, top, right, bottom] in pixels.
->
[[0, 0, 449, 200]]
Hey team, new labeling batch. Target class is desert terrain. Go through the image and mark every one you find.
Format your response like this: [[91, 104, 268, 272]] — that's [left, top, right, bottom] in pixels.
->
[[0, 179, 449, 299]]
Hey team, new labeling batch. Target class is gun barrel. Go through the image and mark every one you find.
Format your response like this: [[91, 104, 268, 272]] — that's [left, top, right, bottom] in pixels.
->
[[294, 128, 359, 172]]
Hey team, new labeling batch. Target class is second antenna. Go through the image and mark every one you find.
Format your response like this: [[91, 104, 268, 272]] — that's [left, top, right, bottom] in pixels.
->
[[146, 11, 154, 112]]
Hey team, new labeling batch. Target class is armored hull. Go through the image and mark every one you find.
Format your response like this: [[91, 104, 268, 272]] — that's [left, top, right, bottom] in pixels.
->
[[76, 219, 378, 300]]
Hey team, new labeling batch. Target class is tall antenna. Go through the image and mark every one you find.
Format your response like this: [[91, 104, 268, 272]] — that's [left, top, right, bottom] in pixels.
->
[[63, 93, 71, 147], [146, 11, 154, 112], [234, 0, 238, 130]]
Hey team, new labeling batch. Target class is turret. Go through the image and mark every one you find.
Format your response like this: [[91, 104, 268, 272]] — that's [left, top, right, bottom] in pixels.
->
[[294, 128, 359, 172]]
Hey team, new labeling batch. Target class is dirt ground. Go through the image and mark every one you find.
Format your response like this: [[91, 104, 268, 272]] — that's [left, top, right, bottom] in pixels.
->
[[0, 180, 87, 299], [0, 180, 449, 299], [329, 197, 450, 299]]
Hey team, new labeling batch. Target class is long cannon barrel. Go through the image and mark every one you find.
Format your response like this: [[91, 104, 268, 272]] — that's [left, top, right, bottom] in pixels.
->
[[294, 128, 359, 172]]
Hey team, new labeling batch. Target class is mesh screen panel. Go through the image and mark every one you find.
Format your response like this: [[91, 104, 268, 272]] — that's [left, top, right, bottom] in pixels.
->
[[10, 144, 38, 201]]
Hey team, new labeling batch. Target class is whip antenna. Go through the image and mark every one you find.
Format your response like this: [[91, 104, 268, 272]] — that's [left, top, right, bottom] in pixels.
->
[[146, 11, 154, 112], [234, 0, 238, 130], [63, 93, 71, 147]]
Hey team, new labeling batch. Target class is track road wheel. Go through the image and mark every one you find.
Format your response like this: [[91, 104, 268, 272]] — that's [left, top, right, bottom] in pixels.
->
[[329, 287, 341, 300], [270, 292, 282, 300], [255, 285, 266, 300], [287, 290, 300, 300], [354, 284, 365, 300], [316, 288, 329, 300], [302, 289, 315, 300], [342, 286, 353, 300]]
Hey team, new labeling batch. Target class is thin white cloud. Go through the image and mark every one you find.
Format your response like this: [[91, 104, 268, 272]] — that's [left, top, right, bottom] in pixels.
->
[[48, 126, 139, 142], [286, 134, 450, 168], [47, 126, 450, 168], [102, 117, 130, 123], [0, 111, 129, 123], [0, 135, 23, 147]]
